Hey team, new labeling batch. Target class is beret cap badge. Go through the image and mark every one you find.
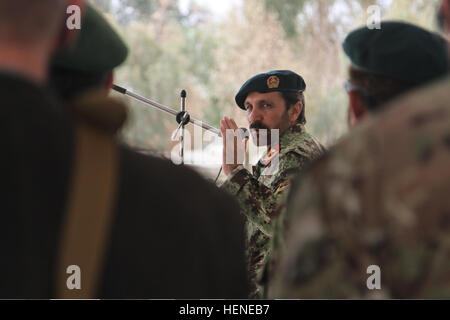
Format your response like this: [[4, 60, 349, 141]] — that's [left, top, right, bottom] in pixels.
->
[[267, 76, 280, 89]]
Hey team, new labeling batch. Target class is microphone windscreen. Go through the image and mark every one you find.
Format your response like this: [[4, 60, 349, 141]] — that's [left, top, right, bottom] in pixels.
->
[[238, 127, 249, 139]]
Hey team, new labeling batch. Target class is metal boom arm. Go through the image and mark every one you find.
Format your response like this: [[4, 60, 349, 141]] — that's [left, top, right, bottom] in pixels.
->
[[112, 85, 221, 136]]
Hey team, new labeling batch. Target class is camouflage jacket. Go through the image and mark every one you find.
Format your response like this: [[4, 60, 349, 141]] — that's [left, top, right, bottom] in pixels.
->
[[221, 123, 325, 299], [269, 77, 450, 299]]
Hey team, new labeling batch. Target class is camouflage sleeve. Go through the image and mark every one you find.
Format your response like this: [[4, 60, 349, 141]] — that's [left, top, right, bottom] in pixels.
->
[[221, 151, 312, 237], [266, 169, 330, 299]]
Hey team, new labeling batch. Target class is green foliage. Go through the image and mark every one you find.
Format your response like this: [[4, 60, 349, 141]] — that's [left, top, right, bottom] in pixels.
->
[[89, 0, 112, 13], [384, 0, 441, 31], [262, 0, 308, 38], [181, 28, 217, 87], [307, 86, 349, 146], [90, 0, 182, 25]]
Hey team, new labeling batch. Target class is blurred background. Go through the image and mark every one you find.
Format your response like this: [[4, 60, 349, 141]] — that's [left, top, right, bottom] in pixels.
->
[[90, 0, 442, 177]]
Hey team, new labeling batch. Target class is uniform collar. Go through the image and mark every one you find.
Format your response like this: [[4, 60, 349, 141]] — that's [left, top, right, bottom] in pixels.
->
[[258, 123, 305, 167], [280, 123, 305, 150]]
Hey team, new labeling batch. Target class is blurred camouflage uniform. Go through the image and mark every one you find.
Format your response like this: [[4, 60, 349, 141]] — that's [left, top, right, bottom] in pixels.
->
[[222, 122, 324, 298], [269, 77, 450, 299]]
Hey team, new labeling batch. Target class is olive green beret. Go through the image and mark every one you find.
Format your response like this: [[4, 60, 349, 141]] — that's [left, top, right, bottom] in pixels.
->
[[51, 4, 128, 73], [235, 70, 306, 110], [343, 21, 449, 83]]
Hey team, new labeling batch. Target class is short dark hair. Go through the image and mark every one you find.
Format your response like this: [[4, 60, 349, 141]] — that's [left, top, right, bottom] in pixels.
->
[[281, 91, 306, 125], [349, 67, 423, 111], [48, 67, 110, 102]]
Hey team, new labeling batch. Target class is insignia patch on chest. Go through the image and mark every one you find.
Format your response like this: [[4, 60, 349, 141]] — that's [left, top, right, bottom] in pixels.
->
[[275, 180, 291, 195], [261, 145, 280, 166]]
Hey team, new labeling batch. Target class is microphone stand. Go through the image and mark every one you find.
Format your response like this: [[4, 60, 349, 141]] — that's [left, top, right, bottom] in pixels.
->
[[112, 84, 248, 183], [112, 85, 221, 137], [180, 90, 186, 164]]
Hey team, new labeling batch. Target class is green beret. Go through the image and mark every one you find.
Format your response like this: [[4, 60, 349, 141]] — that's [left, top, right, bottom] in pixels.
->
[[343, 21, 449, 83], [51, 4, 128, 73], [235, 70, 306, 110]]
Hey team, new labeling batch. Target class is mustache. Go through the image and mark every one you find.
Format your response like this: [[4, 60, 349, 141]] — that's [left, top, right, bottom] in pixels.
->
[[250, 121, 269, 130]]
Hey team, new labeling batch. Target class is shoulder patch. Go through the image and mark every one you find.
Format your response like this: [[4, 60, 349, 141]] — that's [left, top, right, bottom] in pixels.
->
[[261, 145, 280, 166], [275, 180, 291, 195]]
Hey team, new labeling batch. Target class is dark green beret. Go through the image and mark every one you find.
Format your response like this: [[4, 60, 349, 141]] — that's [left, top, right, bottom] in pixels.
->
[[343, 21, 449, 83], [51, 4, 128, 73], [235, 70, 306, 110]]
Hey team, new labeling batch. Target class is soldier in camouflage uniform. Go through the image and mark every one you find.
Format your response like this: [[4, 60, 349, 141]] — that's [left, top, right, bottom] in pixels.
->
[[220, 70, 325, 298], [268, 18, 450, 298], [342, 22, 448, 128]]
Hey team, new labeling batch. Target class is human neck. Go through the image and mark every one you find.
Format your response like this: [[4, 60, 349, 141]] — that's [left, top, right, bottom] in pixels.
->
[[0, 44, 49, 85]]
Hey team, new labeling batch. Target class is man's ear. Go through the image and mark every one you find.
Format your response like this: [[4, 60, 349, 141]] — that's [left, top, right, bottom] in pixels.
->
[[443, 0, 450, 32], [53, 0, 86, 51], [348, 91, 368, 127], [106, 72, 114, 93], [289, 101, 303, 125]]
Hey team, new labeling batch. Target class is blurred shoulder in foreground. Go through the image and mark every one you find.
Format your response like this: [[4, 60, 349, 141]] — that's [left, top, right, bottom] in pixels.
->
[[270, 75, 450, 299]]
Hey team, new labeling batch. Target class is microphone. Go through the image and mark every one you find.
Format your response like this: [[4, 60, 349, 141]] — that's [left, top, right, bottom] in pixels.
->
[[238, 127, 249, 140]]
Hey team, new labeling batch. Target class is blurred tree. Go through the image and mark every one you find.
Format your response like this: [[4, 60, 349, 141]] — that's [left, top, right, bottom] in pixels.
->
[[262, 0, 308, 38], [89, 0, 112, 13], [259, 0, 385, 38], [91, 0, 182, 25], [120, 0, 159, 19], [109, 0, 220, 153], [385, 0, 441, 30]]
